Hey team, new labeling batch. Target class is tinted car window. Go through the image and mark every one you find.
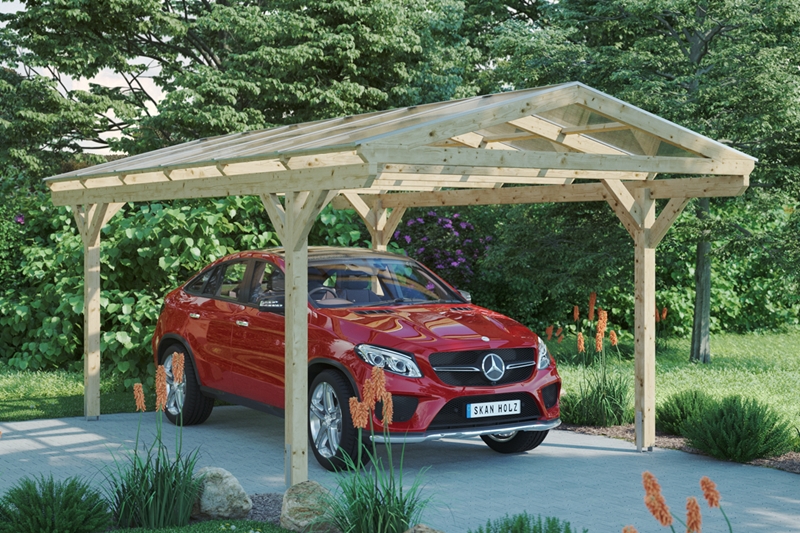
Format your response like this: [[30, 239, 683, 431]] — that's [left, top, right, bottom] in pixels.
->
[[248, 260, 283, 304], [185, 268, 214, 295], [214, 260, 249, 302]]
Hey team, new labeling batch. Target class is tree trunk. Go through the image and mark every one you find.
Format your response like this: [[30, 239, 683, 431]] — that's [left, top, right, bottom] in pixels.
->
[[690, 198, 711, 363]]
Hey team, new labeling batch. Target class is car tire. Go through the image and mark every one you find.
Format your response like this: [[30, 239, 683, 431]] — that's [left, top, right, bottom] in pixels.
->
[[160, 344, 214, 426], [480, 430, 549, 453], [308, 369, 364, 471]]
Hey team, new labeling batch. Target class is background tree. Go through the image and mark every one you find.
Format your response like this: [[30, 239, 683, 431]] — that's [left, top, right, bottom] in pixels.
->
[[479, 0, 800, 358]]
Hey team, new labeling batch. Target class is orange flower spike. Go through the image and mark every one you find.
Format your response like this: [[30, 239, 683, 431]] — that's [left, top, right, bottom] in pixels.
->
[[555, 327, 563, 337], [588, 292, 597, 322], [662, 307, 668, 321], [595, 331, 603, 353], [155, 365, 167, 412], [371, 366, 387, 396], [699, 477, 720, 508], [686, 496, 702, 533], [642, 472, 673, 527], [349, 397, 368, 429], [381, 391, 394, 426], [573, 305, 579, 322], [597, 309, 608, 339], [545, 325, 554, 341], [610, 330, 618, 346], [172, 352, 185, 385], [133, 383, 147, 412], [622, 527, 638, 533], [362, 378, 377, 412], [557, 334, 564, 344], [655, 304, 661, 323], [577, 332, 585, 353]]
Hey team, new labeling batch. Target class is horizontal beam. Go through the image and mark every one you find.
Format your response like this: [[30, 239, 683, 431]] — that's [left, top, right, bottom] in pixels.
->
[[560, 122, 630, 135], [377, 175, 749, 208], [379, 163, 648, 180], [49, 164, 375, 206], [359, 146, 753, 176]]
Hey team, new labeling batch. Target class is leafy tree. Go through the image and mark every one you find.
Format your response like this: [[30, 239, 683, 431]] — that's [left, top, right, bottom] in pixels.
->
[[481, 0, 800, 350]]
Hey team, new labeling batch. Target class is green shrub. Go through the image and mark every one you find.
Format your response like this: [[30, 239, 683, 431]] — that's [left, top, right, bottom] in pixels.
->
[[0, 474, 111, 533], [560, 368, 632, 427], [683, 395, 796, 462], [468, 512, 588, 533], [656, 389, 716, 436]]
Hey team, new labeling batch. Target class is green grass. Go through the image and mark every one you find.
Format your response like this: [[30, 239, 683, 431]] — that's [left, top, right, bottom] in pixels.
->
[[0, 368, 152, 421], [2, 329, 799, 432], [555, 329, 800, 430], [116, 519, 288, 532]]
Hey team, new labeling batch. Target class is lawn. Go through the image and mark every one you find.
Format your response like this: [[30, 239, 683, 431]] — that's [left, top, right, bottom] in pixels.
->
[[555, 328, 800, 428]]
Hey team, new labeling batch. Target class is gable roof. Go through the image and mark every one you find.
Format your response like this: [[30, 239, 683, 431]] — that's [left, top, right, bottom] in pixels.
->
[[45, 82, 755, 207]]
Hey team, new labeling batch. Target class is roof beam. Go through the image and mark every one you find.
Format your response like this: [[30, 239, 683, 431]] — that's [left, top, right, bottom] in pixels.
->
[[508, 116, 627, 155], [376, 175, 748, 208], [359, 146, 754, 176], [49, 164, 376, 206], [560, 122, 630, 135]]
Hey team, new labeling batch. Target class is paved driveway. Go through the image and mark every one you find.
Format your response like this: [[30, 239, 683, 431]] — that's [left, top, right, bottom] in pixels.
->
[[1, 406, 798, 532]]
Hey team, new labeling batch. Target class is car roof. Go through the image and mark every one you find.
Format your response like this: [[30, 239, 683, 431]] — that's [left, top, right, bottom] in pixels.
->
[[259, 246, 409, 262]]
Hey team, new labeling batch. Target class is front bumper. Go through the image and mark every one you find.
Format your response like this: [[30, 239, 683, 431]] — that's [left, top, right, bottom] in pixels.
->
[[370, 417, 561, 443]]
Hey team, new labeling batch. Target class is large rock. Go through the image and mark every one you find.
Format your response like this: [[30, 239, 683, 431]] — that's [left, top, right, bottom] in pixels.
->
[[280, 480, 339, 533], [403, 526, 446, 533], [192, 467, 252, 520]]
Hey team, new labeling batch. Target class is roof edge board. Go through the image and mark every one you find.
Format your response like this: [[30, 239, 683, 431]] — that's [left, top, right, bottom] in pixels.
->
[[572, 83, 757, 162], [360, 146, 754, 176]]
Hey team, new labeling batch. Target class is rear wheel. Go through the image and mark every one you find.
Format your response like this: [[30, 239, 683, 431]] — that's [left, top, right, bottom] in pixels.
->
[[161, 345, 214, 426], [308, 369, 364, 471], [480, 430, 549, 453]]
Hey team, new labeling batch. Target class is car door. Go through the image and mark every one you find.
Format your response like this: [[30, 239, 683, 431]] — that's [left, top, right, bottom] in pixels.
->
[[189, 259, 250, 392], [228, 260, 286, 408]]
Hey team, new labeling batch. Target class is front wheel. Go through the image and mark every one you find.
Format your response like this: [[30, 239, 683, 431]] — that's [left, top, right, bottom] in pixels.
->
[[161, 345, 214, 426], [480, 430, 549, 453], [308, 370, 365, 471]]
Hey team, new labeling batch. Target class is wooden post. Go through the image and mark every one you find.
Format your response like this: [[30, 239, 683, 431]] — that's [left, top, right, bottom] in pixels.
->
[[633, 188, 656, 451], [72, 203, 123, 419], [263, 190, 336, 486], [602, 182, 691, 451]]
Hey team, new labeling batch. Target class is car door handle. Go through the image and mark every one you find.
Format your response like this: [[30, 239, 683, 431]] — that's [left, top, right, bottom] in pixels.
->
[[189, 313, 200, 319], [236, 320, 249, 327]]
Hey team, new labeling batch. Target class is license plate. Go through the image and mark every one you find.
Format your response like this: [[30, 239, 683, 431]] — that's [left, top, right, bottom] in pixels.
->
[[466, 400, 521, 419]]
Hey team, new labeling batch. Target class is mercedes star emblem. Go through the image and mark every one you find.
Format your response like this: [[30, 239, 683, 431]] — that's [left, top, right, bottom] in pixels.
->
[[481, 353, 505, 382]]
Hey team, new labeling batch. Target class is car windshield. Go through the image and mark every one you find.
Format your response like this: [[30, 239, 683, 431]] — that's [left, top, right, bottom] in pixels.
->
[[307, 256, 462, 308]]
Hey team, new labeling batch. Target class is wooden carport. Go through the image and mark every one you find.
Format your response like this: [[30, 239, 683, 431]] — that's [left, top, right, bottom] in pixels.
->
[[45, 82, 755, 486]]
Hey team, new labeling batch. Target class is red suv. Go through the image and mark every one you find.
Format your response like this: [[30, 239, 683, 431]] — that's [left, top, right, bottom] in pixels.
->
[[152, 247, 561, 469]]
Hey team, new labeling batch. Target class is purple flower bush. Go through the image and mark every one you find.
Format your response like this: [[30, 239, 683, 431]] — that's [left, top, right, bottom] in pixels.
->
[[393, 210, 491, 290]]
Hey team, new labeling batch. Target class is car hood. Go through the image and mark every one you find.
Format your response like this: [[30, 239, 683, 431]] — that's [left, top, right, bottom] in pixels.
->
[[317, 304, 538, 355]]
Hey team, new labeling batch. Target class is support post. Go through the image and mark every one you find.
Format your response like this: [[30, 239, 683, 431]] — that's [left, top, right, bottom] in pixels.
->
[[633, 188, 656, 451], [604, 183, 691, 451], [72, 202, 123, 419], [262, 190, 336, 486]]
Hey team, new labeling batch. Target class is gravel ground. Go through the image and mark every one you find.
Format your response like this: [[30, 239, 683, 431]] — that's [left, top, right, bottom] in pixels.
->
[[246, 493, 284, 525]]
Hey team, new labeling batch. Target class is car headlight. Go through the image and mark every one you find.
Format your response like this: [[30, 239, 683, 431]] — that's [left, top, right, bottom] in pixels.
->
[[537, 337, 551, 370], [355, 344, 423, 378]]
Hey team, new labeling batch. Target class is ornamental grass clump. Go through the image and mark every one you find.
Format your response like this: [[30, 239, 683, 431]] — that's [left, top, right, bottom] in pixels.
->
[[104, 353, 203, 529], [656, 389, 715, 436], [0, 474, 111, 533], [322, 366, 429, 533], [682, 394, 795, 462], [468, 511, 587, 533], [624, 472, 732, 533]]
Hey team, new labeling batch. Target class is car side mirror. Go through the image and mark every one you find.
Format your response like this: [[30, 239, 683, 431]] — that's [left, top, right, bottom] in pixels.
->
[[458, 290, 472, 303], [258, 297, 285, 314]]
